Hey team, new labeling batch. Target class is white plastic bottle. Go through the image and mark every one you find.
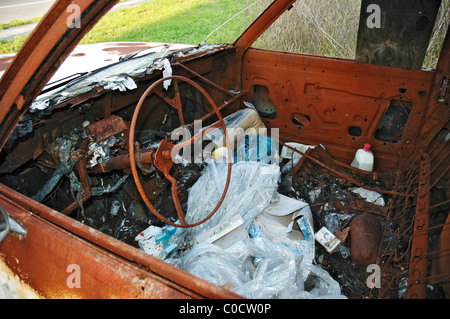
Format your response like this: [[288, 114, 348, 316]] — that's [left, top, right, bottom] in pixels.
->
[[351, 143, 374, 172]]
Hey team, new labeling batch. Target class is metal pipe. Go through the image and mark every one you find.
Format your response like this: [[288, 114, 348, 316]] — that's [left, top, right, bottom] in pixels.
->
[[90, 150, 154, 173]]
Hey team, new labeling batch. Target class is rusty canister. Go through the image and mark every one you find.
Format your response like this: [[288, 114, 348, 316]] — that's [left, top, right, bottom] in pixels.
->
[[350, 213, 381, 265]]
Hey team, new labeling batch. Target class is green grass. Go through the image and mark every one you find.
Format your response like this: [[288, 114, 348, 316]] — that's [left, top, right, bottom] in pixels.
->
[[0, 17, 42, 52], [0, 17, 41, 30], [81, 0, 253, 45], [0, 0, 254, 54], [252, 0, 362, 59], [0, 34, 29, 53]]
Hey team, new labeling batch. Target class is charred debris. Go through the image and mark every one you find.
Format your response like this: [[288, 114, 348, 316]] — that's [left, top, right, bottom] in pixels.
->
[[0, 43, 448, 299]]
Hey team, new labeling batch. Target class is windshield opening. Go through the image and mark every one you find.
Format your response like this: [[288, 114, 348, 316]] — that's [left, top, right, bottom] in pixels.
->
[[251, 0, 449, 69], [80, 0, 270, 47], [252, 0, 362, 59]]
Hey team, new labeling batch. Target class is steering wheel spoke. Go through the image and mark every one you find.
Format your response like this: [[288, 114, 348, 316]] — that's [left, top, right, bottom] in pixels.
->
[[129, 75, 232, 228], [154, 78, 185, 126]]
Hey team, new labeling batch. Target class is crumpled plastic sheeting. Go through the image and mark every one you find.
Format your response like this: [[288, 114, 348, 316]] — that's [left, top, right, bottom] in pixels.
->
[[172, 161, 280, 244], [173, 237, 345, 299], [29, 51, 174, 112], [351, 187, 385, 206], [29, 44, 229, 113], [175, 242, 251, 289], [162, 58, 172, 90], [163, 160, 347, 299], [102, 75, 137, 92], [31, 137, 77, 202]]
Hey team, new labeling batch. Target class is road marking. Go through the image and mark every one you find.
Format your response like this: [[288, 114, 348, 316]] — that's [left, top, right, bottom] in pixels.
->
[[0, 0, 54, 10]]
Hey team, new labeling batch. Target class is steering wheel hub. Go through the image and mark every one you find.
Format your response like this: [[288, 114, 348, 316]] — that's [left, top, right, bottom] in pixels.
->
[[153, 139, 174, 175]]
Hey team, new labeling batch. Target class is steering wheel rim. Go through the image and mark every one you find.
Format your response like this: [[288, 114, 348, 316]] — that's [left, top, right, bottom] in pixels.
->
[[129, 75, 232, 228]]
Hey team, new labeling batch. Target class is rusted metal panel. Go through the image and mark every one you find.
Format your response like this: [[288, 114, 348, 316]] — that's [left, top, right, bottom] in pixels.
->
[[0, 258, 43, 298], [86, 115, 128, 142], [405, 153, 431, 299], [241, 48, 435, 169], [0, 183, 241, 299], [0, 198, 188, 298]]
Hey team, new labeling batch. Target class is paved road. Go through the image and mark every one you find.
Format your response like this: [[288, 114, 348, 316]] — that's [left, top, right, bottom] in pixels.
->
[[0, 0, 152, 41], [0, 0, 57, 23]]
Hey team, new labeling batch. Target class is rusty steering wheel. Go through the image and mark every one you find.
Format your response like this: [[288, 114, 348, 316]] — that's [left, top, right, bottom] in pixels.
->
[[129, 75, 232, 228]]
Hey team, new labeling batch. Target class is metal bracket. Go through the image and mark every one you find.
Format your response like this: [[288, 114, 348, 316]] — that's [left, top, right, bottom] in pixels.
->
[[437, 77, 449, 103]]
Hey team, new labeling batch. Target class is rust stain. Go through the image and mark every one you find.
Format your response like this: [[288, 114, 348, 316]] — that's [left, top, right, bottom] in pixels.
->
[[86, 115, 128, 142], [101, 43, 163, 55], [350, 213, 382, 265]]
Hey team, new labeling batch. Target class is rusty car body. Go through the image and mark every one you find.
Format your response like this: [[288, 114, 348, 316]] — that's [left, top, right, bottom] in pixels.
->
[[0, 0, 448, 299]]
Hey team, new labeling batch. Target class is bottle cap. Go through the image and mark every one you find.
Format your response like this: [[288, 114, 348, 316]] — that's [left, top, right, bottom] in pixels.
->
[[363, 144, 371, 151], [212, 147, 228, 162]]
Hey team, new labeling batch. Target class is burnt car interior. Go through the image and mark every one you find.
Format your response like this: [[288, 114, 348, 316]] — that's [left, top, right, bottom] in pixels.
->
[[0, 0, 448, 299]]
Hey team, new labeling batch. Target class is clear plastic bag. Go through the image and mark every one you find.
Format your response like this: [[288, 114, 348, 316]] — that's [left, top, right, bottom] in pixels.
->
[[174, 242, 251, 288], [234, 134, 279, 164], [175, 237, 346, 299], [232, 238, 346, 299], [165, 157, 346, 299], [170, 161, 280, 248], [299, 264, 347, 299], [229, 237, 305, 299]]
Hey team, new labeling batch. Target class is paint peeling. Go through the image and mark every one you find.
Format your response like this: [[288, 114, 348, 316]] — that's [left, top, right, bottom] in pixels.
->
[[30, 49, 175, 112]]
